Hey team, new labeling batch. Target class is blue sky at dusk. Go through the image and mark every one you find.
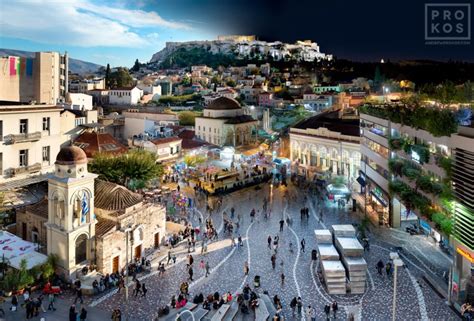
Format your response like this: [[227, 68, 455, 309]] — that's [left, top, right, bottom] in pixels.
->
[[0, 0, 218, 67]]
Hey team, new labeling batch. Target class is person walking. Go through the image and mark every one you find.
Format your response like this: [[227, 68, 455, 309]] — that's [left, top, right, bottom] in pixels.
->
[[205, 261, 210, 277], [297, 297, 302, 315], [167, 251, 172, 265], [377, 259, 384, 275], [279, 219, 284, 232], [324, 303, 331, 320], [80, 307, 88, 321], [47, 293, 56, 311], [11, 294, 18, 312], [69, 305, 77, 321], [244, 261, 249, 276], [141, 283, 147, 298], [271, 254, 276, 270], [188, 266, 194, 281], [280, 273, 285, 286], [134, 279, 142, 297], [301, 238, 306, 253], [267, 235, 272, 249], [290, 297, 297, 317], [74, 287, 84, 304], [385, 261, 392, 277], [332, 301, 338, 319]]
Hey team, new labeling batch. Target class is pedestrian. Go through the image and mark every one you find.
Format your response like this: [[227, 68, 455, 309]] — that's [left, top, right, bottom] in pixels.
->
[[267, 235, 272, 249], [324, 303, 331, 320], [167, 251, 172, 265], [205, 261, 210, 277], [47, 293, 56, 311], [69, 305, 77, 321], [290, 297, 297, 317], [74, 287, 83, 304], [332, 301, 338, 319], [297, 297, 302, 315], [11, 294, 18, 312], [377, 259, 384, 275], [188, 266, 194, 281], [80, 307, 88, 321], [134, 279, 142, 297], [279, 219, 284, 232], [271, 254, 276, 269], [141, 283, 147, 298], [301, 238, 306, 253], [244, 261, 249, 276], [280, 273, 285, 286], [386, 261, 392, 276], [238, 234, 243, 248]]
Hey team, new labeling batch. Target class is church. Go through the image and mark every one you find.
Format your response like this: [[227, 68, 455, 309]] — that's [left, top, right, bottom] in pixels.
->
[[16, 146, 166, 278], [194, 97, 258, 147]]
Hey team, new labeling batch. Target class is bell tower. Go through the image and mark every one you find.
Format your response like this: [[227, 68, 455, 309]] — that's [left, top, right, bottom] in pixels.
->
[[46, 146, 97, 277]]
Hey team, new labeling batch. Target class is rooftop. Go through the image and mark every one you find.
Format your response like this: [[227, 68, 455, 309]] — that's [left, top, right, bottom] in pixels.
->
[[94, 180, 143, 212], [206, 96, 241, 110], [151, 136, 182, 145], [73, 131, 128, 158], [293, 110, 360, 137]]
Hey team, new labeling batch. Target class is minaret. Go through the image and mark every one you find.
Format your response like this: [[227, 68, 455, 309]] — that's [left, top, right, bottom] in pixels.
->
[[46, 146, 98, 278]]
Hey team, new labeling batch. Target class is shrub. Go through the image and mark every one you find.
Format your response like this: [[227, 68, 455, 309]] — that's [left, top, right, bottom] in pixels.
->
[[411, 144, 430, 164]]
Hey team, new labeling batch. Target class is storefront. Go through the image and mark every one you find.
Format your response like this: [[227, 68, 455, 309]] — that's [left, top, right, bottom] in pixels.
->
[[451, 239, 474, 311], [366, 181, 390, 226]]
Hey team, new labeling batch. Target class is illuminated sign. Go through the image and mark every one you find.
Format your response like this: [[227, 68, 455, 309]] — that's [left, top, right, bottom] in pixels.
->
[[457, 247, 474, 263]]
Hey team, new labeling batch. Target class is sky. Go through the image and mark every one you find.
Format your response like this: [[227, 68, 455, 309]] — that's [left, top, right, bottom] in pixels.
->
[[0, 0, 473, 67]]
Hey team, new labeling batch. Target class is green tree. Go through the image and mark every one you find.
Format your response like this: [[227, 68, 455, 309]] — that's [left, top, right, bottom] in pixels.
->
[[179, 111, 197, 126], [131, 59, 141, 72], [109, 67, 134, 89], [89, 150, 163, 190], [105, 63, 111, 89]]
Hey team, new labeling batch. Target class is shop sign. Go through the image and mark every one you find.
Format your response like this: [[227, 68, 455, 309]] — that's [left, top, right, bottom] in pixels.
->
[[457, 247, 474, 263]]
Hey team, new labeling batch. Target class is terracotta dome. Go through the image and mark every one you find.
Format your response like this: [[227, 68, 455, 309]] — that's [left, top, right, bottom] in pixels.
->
[[206, 97, 241, 110], [55, 146, 88, 165]]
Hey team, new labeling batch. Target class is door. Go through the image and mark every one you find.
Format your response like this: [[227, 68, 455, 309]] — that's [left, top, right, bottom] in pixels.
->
[[112, 256, 119, 273], [134, 244, 142, 259], [154, 233, 160, 249], [22, 223, 27, 239]]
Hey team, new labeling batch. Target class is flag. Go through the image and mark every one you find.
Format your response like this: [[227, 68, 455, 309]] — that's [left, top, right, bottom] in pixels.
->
[[20, 58, 26, 75], [81, 194, 89, 223], [9, 57, 16, 76]]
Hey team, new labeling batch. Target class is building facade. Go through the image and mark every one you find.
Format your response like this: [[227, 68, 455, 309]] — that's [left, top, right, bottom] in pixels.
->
[[108, 87, 143, 105], [195, 97, 258, 147], [0, 104, 63, 188], [0, 52, 68, 104], [290, 110, 361, 181]]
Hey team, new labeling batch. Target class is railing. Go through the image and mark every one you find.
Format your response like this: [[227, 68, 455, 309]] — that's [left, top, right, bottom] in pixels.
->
[[12, 163, 42, 176], [4, 132, 42, 144]]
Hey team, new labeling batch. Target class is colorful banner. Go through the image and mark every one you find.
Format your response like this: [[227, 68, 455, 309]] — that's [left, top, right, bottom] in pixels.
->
[[26, 58, 33, 76], [9, 57, 16, 76]]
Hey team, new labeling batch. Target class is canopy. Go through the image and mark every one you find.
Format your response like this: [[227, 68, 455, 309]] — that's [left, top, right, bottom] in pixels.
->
[[0, 231, 47, 269]]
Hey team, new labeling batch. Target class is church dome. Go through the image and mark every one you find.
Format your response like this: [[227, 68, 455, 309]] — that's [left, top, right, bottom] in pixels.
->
[[55, 146, 88, 165], [206, 97, 241, 110]]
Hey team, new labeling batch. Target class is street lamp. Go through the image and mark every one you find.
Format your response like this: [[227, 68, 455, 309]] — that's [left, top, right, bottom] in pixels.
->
[[392, 257, 404, 321], [176, 309, 195, 321]]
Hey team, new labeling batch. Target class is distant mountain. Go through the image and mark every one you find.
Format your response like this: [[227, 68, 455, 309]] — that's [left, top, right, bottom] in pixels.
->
[[0, 49, 103, 74]]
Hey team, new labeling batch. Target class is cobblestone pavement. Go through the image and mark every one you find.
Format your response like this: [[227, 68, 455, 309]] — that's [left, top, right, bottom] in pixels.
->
[[84, 182, 458, 320]]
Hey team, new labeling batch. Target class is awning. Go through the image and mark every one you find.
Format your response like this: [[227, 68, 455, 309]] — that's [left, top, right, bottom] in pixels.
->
[[242, 148, 260, 157], [356, 176, 366, 187], [0, 231, 48, 269], [370, 191, 388, 207], [9, 251, 48, 270]]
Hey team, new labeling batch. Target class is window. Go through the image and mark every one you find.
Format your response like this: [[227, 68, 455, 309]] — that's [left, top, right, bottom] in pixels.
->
[[19, 149, 28, 167], [198, 126, 201, 131], [203, 126, 205, 132], [42, 146, 50, 163], [20, 119, 28, 134], [42, 117, 50, 131], [209, 127, 211, 133], [0, 121, 2, 141], [0, 153, 2, 174]]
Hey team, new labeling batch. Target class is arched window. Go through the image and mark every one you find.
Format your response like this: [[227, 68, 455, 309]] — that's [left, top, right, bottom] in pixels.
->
[[75, 234, 88, 264]]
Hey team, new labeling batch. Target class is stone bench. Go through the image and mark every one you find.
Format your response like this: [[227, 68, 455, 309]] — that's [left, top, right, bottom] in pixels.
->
[[222, 301, 239, 321], [259, 295, 276, 318], [211, 304, 230, 321]]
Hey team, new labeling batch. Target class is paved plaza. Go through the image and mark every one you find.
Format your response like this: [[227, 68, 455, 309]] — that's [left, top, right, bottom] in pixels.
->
[[2, 181, 459, 321]]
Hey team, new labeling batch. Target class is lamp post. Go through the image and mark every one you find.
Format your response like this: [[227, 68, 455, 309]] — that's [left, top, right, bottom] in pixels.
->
[[176, 309, 195, 321], [392, 258, 404, 321]]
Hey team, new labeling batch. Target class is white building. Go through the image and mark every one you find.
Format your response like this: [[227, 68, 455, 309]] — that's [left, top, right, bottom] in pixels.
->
[[137, 83, 162, 96], [123, 111, 179, 140], [69, 78, 105, 93], [195, 97, 258, 147], [289, 110, 361, 181], [108, 87, 143, 105], [66, 93, 93, 111], [0, 104, 64, 189]]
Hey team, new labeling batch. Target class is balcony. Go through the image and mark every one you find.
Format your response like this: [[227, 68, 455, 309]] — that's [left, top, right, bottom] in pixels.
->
[[11, 163, 42, 176], [4, 132, 42, 144]]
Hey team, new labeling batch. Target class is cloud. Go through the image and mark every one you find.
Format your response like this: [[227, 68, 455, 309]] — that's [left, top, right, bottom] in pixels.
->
[[0, 0, 190, 47]]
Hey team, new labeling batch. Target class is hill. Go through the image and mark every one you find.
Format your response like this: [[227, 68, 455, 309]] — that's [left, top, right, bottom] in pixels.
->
[[0, 49, 103, 74]]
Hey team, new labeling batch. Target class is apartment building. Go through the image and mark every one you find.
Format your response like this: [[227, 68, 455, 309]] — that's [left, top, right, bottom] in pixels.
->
[[0, 104, 63, 189], [0, 52, 68, 104]]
